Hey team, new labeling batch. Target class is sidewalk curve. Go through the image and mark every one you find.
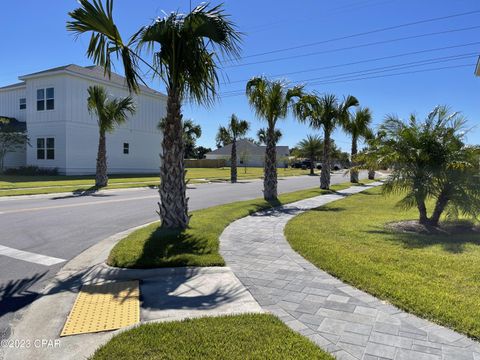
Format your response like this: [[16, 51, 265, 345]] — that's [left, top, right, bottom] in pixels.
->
[[220, 182, 480, 360]]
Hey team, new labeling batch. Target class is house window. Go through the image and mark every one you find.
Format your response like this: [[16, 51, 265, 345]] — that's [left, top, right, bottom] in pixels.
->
[[37, 87, 54, 111], [19, 98, 26, 110], [46, 88, 54, 110], [37, 137, 55, 160], [123, 143, 129, 154]]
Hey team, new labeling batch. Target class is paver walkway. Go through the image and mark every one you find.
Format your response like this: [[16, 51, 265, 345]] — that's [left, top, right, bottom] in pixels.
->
[[220, 183, 480, 360]]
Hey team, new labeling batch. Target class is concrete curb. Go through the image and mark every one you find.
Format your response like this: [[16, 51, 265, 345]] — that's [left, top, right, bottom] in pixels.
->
[[4, 218, 262, 360]]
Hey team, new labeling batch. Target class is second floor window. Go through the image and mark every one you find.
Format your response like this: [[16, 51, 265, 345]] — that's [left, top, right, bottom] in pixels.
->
[[19, 98, 26, 110], [37, 87, 54, 111], [123, 143, 129, 154]]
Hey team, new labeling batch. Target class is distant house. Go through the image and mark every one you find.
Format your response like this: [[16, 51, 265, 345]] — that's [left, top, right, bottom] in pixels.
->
[[0, 64, 166, 175], [205, 139, 290, 168]]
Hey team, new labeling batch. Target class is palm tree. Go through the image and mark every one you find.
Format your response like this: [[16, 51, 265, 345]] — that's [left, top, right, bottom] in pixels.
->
[[342, 107, 373, 183], [159, 119, 202, 159], [297, 135, 323, 175], [246, 77, 303, 200], [294, 92, 358, 189], [87, 85, 135, 187], [216, 114, 250, 183], [68, 0, 241, 229], [363, 106, 480, 227], [257, 128, 282, 145]]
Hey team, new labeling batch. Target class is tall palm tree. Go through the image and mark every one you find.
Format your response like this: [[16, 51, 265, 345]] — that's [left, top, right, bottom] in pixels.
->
[[294, 92, 359, 189], [342, 107, 373, 183], [297, 135, 323, 175], [257, 128, 282, 145], [68, 0, 241, 229], [246, 77, 303, 200], [87, 85, 135, 187], [216, 114, 250, 183]]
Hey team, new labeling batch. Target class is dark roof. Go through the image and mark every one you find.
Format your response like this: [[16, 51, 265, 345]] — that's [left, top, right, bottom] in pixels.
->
[[0, 117, 27, 132]]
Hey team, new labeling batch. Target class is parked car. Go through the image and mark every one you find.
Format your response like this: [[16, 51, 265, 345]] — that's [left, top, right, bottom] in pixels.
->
[[292, 160, 312, 169]]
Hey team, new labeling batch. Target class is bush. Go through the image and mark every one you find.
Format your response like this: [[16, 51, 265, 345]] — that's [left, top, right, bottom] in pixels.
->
[[4, 166, 59, 176]]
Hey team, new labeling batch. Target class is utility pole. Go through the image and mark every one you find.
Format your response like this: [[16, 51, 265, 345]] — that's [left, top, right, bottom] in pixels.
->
[[475, 56, 480, 77]]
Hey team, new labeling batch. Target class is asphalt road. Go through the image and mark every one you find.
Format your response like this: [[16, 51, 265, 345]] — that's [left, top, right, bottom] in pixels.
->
[[0, 172, 364, 339]]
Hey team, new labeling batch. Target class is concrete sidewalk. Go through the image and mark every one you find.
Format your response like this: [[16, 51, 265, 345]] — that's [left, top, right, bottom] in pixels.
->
[[220, 182, 480, 360], [2, 225, 261, 360]]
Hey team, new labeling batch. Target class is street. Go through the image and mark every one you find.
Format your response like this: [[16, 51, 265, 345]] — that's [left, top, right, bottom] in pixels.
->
[[0, 172, 363, 339]]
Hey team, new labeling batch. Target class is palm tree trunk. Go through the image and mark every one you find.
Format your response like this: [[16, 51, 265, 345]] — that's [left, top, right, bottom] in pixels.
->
[[96, 130, 108, 187], [158, 89, 189, 229], [263, 125, 278, 200], [320, 130, 331, 189], [350, 135, 359, 183], [429, 186, 450, 227], [309, 156, 315, 175], [231, 139, 237, 183], [368, 169, 375, 180], [416, 196, 429, 226]]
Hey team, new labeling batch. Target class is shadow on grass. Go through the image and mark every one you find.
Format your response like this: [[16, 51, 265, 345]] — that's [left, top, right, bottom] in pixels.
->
[[135, 227, 214, 268], [308, 206, 347, 213], [366, 224, 480, 254]]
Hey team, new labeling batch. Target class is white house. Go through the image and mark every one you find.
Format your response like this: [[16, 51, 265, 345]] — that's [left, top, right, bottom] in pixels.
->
[[205, 139, 290, 168], [0, 64, 166, 175]]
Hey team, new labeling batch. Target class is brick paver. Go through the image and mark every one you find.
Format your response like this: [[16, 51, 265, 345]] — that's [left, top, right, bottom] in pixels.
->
[[220, 183, 480, 360]]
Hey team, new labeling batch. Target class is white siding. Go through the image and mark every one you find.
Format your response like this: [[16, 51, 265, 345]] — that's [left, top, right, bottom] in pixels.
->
[[0, 85, 28, 168], [63, 75, 164, 175], [0, 67, 166, 174], [24, 75, 67, 171], [0, 85, 27, 122]]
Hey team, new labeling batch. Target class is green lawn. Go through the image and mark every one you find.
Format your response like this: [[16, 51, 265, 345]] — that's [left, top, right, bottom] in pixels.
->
[[284, 186, 480, 340], [0, 167, 312, 196], [108, 183, 356, 268], [90, 314, 333, 360]]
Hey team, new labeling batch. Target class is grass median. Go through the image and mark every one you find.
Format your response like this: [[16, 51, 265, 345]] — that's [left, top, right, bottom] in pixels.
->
[[107, 182, 362, 268], [285, 186, 480, 340], [90, 314, 333, 360], [0, 167, 312, 196]]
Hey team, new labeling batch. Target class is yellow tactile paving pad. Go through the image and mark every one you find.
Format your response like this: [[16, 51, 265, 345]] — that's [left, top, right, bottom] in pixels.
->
[[61, 280, 140, 336]]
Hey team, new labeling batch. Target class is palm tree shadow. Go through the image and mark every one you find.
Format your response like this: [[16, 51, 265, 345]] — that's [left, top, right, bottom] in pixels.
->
[[0, 272, 48, 318], [51, 186, 108, 200], [365, 224, 480, 254]]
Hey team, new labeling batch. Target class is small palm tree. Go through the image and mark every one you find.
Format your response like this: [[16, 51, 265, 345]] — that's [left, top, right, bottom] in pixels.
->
[[342, 107, 373, 183], [87, 85, 135, 187], [297, 135, 323, 175], [246, 77, 303, 200], [216, 114, 250, 183], [294, 92, 358, 189], [257, 128, 282, 145], [68, 0, 241, 229], [363, 106, 480, 227]]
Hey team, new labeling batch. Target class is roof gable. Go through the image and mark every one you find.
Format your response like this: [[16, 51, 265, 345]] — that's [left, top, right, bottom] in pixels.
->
[[18, 64, 166, 98]]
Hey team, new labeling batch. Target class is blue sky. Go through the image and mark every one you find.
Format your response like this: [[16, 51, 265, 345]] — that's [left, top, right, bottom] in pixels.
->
[[1, 0, 479, 152]]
